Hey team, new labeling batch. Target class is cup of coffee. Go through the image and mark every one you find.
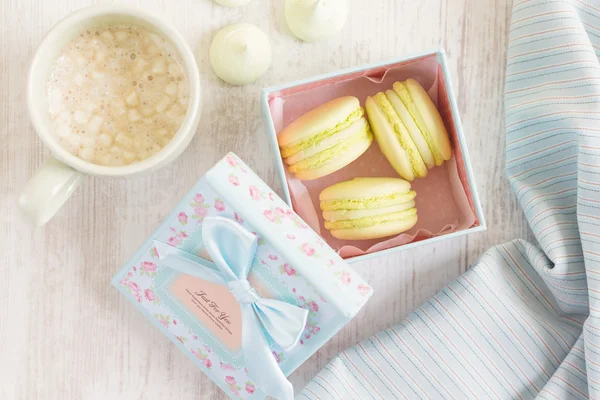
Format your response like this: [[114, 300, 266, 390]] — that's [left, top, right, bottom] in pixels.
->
[[19, 4, 201, 226]]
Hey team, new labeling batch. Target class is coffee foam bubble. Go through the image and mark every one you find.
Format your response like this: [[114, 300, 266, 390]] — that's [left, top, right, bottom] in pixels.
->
[[46, 23, 189, 166]]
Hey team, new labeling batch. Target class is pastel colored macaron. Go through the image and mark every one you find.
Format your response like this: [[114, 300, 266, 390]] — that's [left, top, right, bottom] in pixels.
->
[[319, 177, 418, 240], [278, 96, 373, 180], [365, 79, 452, 181]]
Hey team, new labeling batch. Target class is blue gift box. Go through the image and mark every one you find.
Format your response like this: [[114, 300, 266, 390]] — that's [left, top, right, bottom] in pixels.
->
[[112, 153, 372, 399]]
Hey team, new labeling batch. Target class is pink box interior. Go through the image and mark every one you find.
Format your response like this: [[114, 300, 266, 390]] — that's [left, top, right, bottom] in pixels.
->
[[267, 54, 480, 259]]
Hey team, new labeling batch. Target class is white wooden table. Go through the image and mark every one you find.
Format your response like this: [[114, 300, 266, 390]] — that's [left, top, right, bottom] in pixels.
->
[[0, 0, 527, 398]]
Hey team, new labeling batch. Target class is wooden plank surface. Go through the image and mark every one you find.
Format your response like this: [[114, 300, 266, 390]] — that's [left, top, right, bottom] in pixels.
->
[[0, 0, 525, 398]]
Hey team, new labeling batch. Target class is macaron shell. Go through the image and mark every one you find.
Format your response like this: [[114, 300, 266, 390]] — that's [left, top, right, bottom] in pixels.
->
[[277, 96, 361, 148], [396, 79, 452, 164], [330, 215, 418, 240], [385, 90, 435, 169], [284, 118, 368, 165], [323, 200, 416, 222], [365, 96, 416, 181], [319, 177, 412, 201], [291, 127, 372, 180]]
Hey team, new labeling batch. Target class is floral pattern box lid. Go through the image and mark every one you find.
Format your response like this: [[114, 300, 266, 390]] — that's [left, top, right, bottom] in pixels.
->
[[112, 153, 373, 399]]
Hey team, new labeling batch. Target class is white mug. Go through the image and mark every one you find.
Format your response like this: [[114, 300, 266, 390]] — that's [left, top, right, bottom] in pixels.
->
[[19, 4, 202, 226]]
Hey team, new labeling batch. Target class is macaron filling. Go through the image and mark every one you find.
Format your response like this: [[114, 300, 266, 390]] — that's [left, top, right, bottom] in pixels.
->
[[393, 81, 445, 165], [320, 190, 416, 210], [280, 108, 364, 158], [373, 93, 426, 177], [289, 124, 372, 172], [323, 200, 416, 221], [325, 208, 417, 229], [284, 118, 368, 165]]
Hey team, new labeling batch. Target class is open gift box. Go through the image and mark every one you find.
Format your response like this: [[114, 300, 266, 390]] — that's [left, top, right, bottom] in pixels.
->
[[261, 49, 486, 262], [112, 153, 372, 400]]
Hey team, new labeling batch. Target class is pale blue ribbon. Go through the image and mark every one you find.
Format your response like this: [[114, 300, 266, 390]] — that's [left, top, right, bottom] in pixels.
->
[[154, 216, 308, 400]]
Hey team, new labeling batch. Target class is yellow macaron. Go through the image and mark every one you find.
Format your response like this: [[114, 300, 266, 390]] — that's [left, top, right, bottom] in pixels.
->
[[277, 96, 373, 180], [365, 79, 452, 181], [319, 177, 418, 240]]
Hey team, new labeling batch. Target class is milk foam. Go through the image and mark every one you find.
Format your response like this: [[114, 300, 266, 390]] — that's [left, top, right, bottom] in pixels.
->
[[47, 24, 189, 166]]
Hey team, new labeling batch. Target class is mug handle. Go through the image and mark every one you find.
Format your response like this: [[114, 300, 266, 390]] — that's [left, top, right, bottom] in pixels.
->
[[18, 157, 83, 226]]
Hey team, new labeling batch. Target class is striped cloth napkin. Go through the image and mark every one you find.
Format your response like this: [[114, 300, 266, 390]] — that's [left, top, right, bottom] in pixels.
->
[[299, 0, 600, 398]]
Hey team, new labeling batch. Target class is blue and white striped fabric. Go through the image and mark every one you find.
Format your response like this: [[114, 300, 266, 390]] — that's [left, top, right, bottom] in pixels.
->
[[299, 0, 600, 398]]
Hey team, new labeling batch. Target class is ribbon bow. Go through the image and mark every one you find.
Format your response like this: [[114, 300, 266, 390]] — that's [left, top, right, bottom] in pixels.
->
[[154, 216, 308, 400]]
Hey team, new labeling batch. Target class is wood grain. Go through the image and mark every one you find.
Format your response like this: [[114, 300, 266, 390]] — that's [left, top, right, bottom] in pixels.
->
[[0, 0, 524, 399]]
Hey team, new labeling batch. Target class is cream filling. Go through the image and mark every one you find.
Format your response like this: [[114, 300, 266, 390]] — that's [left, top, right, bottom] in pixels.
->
[[323, 201, 416, 222], [320, 190, 416, 211], [284, 118, 368, 165], [325, 208, 417, 230], [373, 93, 425, 176], [288, 124, 371, 172], [393, 81, 444, 165], [280, 108, 364, 158]]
